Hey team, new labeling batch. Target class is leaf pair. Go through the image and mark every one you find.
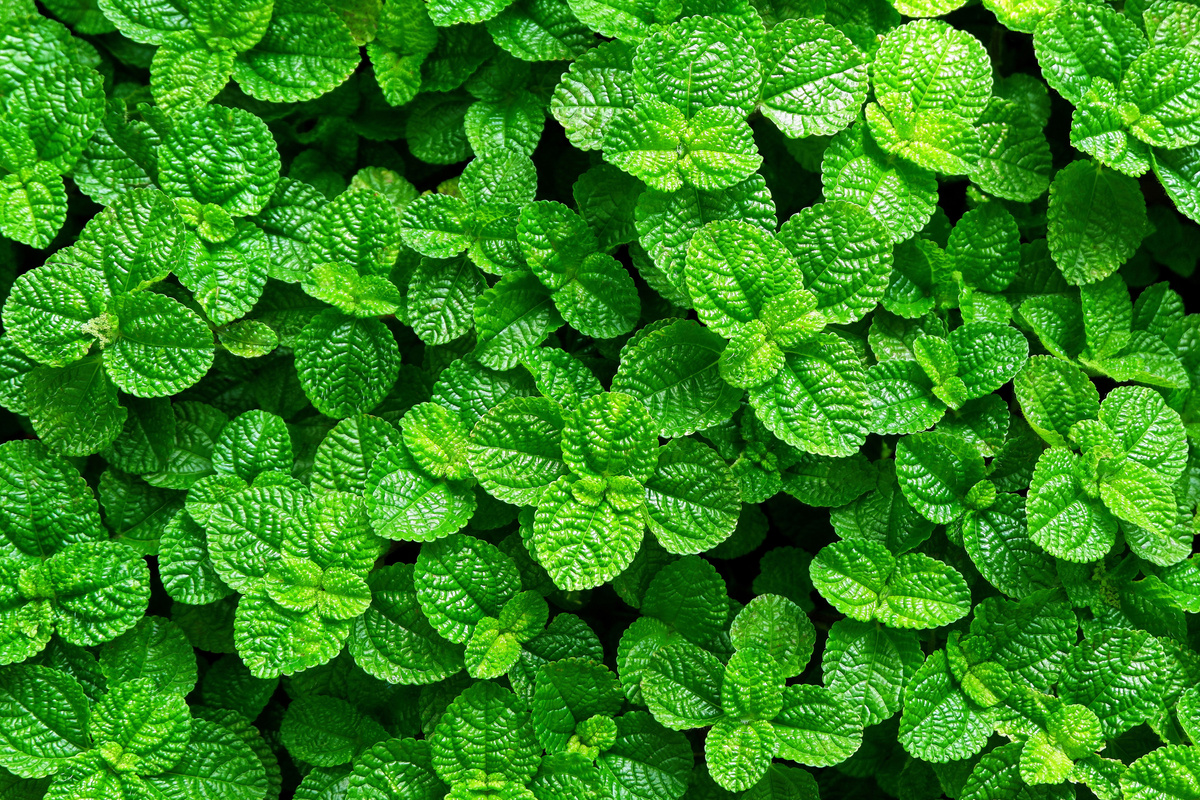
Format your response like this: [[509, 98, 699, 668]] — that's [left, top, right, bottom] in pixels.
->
[[1, 190, 217, 455], [1026, 385, 1190, 566], [868, 320, 1029, 435], [0, 666, 266, 800], [413, 534, 549, 680], [639, 594, 859, 791], [201, 483, 385, 677], [471, 392, 740, 589], [684, 207, 892, 456], [0, 442, 151, 663], [103, 0, 360, 110]]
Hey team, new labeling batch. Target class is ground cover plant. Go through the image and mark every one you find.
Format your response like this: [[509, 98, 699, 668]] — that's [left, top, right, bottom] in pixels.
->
[[1, 0, 1199, 797]]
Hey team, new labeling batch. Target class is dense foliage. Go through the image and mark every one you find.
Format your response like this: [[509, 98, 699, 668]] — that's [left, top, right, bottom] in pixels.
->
[[1, 0, 1200, 798]]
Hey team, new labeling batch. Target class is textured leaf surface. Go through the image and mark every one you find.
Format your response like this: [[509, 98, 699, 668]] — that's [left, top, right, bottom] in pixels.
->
[[612, 321, 738, 438], [158, 104, 280, 216], [748, 336, 869, 458], [1048, 160, 1148, 285], [761, 19, 867, 139], [431, 681, 541, 786], [295, 311, 400, 419], [231, 0, 360, 102]]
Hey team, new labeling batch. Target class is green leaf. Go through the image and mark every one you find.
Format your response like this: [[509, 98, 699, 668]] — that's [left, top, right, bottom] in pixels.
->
[[872, 19, 992, 121], [1059, 628, 1172, 737], [972, 97, 1054, 202], [961, 493, 1057, 599], [89, 679, 189, 773], [612, 320, 742, 439], [1099, 385, 1188, 479], [486, 0, 594, 62], [562, 392, 657, 482], [621, 561, 721, 665], [640, 640, 725, 730], [251, 178, 327, 282], [188, 0, 272, 51], [821, 618, 922, 727], [158, 104, 280, 217], [150, 31, 236, 113], [705, 719, 775, 792], [302, 262, 402, 318], [633, 17, 760, 117], [81, 188, 185, 297], [523, 348, 603, 410], [464, 90, 545, 158], [210, 409, 292, 482], [349, 563, 464, 684], [1072, 78, 1153, 178], [313, 186, 404, 276], [159, 512, 232, 605], [749, 335, 869, 458], [0, 664, 89, 778], [759, 19, 866, 139], [468, 397, 569, 506], [24, 359, 126, 457], [431, 681, 542, 786], [104, 292, 215, 398], [830, 461, 935, 554], [644, 439, 739, 555], [366, 440, 477, 542], [771, 684, 862, 767], [349, 737, 446, 800], [605, 101, 761, 192], [282, 695, 388, 767], [865, 360, 942, 435], [426, 0, 515, 25], [0, 439, 105, 561], [1100, 460, 1177, 540], [899, 650, 990, 763], [564, 0, 654, 41], [2, 255, 109, 368], [946, 204, 1020, 293], [143, 717, 268, 800], [1048, 160, 1149, 285], [549, 40, 638, 151], [810, 539, 970, 628], [45, 540, 151, 647], [532, 657, 623, 752], [295, 310, 401, 419], [1121, 744, 1200, 800], [729, 595, 813, 682], [232, 0, 360, 102], [1015, 356, 1100, 447], [635, 174, 775, 295], [0, 162, 67, 250], [778, 201, 892, 325], [472, 273, 562, 371], [234, 592, 351, 678], [685, 220, 801, 339], [1027, 448, 1117, 562], [895, 431, 987, 524], [1152, 144, 1200, 224], [98, 615, 196, 695], [406, 255, 486, 345], [4, 61, 104, 173], [414, 533, 520, 644], [1033, 1, 1146, 106], [821, 122, 937, 244], [531, 476, 646, 591], [865, 96, 981, 176], [596, 711, 693, 800]]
